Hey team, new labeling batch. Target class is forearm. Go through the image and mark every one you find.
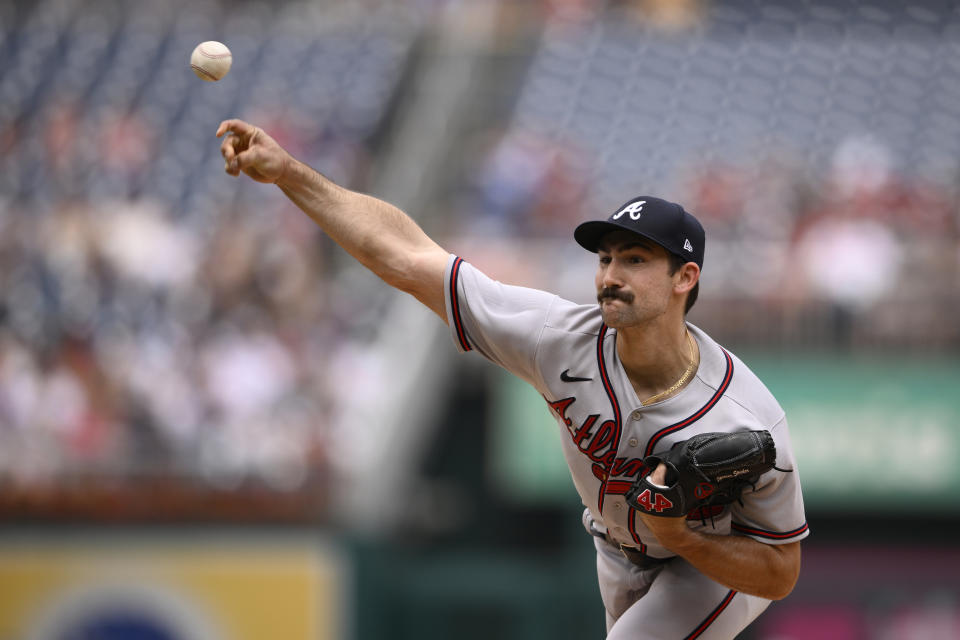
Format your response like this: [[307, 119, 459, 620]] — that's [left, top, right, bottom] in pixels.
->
[[218, 119, 449, 317], [276, 158, 443, 290], [666, 529, 800, 600]]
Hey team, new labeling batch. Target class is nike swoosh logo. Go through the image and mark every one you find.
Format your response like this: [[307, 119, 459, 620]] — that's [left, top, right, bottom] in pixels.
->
[[561, 369, 593, 383]]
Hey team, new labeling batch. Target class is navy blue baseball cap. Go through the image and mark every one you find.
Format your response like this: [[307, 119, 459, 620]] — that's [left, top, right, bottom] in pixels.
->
[[574, 196, 705, 269]]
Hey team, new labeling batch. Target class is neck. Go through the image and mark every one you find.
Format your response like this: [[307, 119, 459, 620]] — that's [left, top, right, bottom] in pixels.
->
[[616, 321, 698, 403]]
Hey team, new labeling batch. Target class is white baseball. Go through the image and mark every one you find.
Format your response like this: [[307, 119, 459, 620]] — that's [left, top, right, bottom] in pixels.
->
[[190, 41, 232, 82]]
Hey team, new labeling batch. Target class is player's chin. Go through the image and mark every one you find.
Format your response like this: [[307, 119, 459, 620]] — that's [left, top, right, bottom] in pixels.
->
[[599, 306, 633, 328]]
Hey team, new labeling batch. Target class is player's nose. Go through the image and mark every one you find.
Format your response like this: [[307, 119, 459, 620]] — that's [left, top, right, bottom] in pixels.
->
[[600, 262, 625, 288]]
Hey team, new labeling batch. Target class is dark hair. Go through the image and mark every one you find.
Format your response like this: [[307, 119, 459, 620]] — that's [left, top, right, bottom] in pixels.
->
[[667, 253, 699, 314]]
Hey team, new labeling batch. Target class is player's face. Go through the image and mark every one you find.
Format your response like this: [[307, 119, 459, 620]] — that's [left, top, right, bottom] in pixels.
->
[[594, 231, 677, 328]]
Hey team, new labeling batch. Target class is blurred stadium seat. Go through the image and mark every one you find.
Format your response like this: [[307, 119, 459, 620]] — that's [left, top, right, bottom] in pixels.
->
[[0, 0, 427, 512]]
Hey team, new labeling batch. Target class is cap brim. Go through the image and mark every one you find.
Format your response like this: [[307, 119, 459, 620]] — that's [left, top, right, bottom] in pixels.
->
[[574, 220, 663, 253]]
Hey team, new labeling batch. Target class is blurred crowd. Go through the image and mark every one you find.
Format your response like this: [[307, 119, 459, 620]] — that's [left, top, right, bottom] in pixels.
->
[[684, 133, 957, 306], [0, 192, 370, 492], [0, 0, 423, 498]]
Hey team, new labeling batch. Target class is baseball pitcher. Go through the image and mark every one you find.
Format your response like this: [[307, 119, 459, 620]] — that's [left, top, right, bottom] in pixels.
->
[[218, 119, 808, 639]]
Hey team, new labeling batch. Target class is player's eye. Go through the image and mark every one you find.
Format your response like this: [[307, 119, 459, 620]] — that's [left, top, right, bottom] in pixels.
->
[[599, 255, 611, 265]]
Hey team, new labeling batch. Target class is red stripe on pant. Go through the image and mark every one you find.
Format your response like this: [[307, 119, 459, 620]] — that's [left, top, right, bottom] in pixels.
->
[[685, 590, 737, 639]]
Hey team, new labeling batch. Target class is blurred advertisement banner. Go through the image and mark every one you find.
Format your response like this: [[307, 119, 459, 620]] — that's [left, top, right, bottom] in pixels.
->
[[0, 531, 346, 640]]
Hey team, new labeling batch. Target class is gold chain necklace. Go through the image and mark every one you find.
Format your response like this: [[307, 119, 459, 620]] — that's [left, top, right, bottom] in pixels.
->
[[641, 331, 697, 406]]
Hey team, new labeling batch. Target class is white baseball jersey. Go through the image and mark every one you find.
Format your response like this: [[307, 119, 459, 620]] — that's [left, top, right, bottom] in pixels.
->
[[444, 255, 809, 638]]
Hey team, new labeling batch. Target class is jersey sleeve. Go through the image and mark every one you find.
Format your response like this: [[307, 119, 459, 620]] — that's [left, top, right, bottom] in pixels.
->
[[729, 416, 810, 545], [444, 255, 557, 386]]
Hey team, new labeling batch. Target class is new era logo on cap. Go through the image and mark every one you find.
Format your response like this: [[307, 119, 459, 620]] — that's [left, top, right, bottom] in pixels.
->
[[574, 196, 706, 269]]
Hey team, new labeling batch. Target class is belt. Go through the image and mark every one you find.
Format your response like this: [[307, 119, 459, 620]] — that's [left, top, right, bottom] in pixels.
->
[[602, 532, 674, 570]]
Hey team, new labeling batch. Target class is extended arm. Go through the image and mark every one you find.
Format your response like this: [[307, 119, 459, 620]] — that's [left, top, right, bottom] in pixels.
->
[[639, 465, 801, 600], [217, 119, 450, 320]]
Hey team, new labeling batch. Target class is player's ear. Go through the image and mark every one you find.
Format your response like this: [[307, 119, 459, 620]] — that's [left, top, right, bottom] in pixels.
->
[[674, 262, 699, 295]]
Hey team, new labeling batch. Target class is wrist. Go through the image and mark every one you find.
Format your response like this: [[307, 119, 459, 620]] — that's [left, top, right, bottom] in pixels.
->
[[275, 154, 298, 187], [653, 519, 702, 555]]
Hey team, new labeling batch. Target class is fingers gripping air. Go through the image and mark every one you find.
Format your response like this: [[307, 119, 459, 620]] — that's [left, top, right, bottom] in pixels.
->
[[625, 430, 780, 517]]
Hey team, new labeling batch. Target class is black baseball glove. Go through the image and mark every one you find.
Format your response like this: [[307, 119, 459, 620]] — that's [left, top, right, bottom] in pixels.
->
[[625, 430, 778, 517]]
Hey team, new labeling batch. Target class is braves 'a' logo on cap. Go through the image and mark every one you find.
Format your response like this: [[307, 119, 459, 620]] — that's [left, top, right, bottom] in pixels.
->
[[612, 200, 646, 221]]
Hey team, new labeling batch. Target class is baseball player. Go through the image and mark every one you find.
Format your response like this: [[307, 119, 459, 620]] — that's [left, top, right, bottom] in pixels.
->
[[217, 120, 808, 639]]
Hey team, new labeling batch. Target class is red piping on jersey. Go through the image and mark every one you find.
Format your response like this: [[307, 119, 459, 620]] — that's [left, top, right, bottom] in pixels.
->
[[643, 348, 734, 457], [685, 590, 737, 639], [732, 522, 809, 540], [450, 257, 472, 351], [595, 323, 622, 512], [627, 509, 646, 551]]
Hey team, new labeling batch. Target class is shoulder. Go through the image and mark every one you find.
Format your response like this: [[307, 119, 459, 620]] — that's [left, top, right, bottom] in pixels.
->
[[544, 299, 605, 337], [534, 300, 606, 373], [689, 325, 785, 428]]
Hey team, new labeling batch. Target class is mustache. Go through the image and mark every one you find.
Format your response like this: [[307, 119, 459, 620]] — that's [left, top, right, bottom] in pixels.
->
[[597, 288, 634, 304]]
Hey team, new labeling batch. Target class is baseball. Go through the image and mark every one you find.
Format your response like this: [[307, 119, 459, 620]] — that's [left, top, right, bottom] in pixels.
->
[[190, 41, 232, 82]]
